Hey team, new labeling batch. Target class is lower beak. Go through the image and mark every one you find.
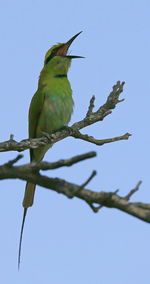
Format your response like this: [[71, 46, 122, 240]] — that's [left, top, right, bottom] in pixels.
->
[[66, 55, 85, 59]]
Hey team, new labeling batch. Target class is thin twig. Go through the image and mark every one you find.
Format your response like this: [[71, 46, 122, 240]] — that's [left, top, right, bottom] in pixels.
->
[[86, 96, 95, 117], [72, 131, 131, 145], [124, 181, 142, 201], [4, 155, 23, 167], [80, 170, 97, 188]]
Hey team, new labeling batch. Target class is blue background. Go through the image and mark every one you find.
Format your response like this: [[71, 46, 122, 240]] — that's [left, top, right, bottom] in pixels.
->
[[0, 0, 150, 283]]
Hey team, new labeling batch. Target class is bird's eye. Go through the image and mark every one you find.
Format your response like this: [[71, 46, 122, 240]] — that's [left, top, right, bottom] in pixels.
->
[[45, 47, 62, 65], [45, 53, 54, 64]]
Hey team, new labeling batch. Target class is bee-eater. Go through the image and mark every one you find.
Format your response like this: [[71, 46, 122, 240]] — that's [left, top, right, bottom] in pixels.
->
[[18, 32, 83, 268]]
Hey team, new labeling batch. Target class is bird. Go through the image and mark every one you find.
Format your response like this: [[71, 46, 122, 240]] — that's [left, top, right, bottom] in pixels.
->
[[18, 31, 83, 268]]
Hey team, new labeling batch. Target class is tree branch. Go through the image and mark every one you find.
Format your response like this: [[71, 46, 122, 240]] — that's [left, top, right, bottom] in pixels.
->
[[0, 159, 149, 223], [0, 81, 130, 153], [0, 152, 96, 172]]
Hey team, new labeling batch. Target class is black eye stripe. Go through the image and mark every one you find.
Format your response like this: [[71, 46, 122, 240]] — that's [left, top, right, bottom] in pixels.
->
[[45, 46, 63, 64]]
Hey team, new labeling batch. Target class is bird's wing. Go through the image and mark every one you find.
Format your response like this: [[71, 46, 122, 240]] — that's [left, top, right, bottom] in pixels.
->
[[28, 90, 44, 161]]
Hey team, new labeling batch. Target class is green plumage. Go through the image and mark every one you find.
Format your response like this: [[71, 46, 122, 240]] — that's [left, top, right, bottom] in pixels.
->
[[29, 56, 74, 162], [18, 32, 83, 269]]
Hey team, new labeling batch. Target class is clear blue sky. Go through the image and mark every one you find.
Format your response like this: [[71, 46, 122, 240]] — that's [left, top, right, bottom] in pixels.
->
[[0, 0, 150, 283]]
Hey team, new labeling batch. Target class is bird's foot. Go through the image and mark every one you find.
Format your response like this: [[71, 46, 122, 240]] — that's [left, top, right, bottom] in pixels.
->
[[41, 132, 51, 141]]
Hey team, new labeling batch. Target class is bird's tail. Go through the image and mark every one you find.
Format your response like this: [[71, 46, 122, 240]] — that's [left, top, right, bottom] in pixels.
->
[[18, 182, 36, 269], [23, 182, 36, 208]]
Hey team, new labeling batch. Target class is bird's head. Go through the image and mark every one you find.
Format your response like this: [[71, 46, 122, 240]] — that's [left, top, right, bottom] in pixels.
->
[[43, 32, 83, 75]]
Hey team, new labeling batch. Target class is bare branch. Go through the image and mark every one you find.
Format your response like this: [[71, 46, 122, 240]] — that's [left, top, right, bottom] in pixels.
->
[[0, 151, 97, 172], [0, 81, 130, 153], [71, 131, 131, 145], [0, 162, 149, 223]]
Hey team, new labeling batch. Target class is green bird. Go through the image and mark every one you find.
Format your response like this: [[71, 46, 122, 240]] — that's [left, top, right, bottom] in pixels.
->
[[18, 32, 83, 268]]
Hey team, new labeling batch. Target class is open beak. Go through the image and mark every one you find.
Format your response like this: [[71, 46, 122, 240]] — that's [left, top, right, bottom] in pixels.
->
[[56, 31, 84, 58]]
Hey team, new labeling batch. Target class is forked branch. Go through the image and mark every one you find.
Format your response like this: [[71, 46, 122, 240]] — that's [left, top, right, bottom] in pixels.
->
[[0, 81, 131, 152]]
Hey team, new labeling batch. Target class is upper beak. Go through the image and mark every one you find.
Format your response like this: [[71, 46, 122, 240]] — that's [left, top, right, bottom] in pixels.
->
[[56, 31, 84, 58], [66, 31, 82, 48]]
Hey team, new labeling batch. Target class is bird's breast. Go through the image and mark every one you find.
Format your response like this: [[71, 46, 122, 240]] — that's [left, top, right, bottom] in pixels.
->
[[36, 80, 74, 137]]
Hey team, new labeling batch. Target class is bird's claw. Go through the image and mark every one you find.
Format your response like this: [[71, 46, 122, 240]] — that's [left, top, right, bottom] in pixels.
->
[[41, 132, 51, 140]]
